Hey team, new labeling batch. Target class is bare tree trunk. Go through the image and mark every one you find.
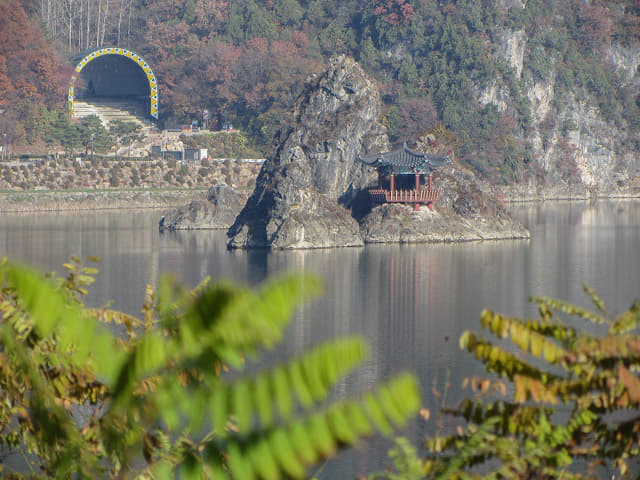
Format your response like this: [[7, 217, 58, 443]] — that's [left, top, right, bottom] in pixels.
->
[[126, 0, 132, 46], [77, 0, 81, 48], [117, 0, 123, 44], [68, 0, 73, 49], [57, 0, 61, 38], [78, 0, 82, 49], [101, 0, 109, 46], [44, 0, 51, 31], [96, 0, 101, 47], [51, 0, 56, 37], [86, 0, 91, 48]]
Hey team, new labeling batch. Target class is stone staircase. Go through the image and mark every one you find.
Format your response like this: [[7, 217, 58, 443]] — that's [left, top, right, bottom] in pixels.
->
[[73, 98, 157, 133]]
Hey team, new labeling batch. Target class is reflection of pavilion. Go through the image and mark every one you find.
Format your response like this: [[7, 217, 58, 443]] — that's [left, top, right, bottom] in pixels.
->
[[360, 144, 451, 211]]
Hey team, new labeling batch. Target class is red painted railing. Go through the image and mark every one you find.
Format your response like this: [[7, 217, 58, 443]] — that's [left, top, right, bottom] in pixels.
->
[[368, 188, 442, 204]]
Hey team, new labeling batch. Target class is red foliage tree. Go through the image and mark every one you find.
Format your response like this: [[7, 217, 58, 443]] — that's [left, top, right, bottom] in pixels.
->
[[574, 0, 615, 51], [0, 0, 69, 142], [371, 0, 415, 26]]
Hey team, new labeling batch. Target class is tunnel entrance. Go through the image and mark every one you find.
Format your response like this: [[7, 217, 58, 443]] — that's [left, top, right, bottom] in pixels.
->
[[68, 47, 158, 129]]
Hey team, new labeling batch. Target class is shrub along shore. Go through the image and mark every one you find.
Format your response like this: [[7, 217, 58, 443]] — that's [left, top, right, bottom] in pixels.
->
[[0, 156, 261, 212], [0, 188, 209, 213]]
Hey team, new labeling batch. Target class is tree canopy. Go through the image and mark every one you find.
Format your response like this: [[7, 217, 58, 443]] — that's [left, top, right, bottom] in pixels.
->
[[3, 0, 640, 181]]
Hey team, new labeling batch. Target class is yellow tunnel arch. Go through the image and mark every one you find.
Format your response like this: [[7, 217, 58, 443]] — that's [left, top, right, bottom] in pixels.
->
[[68, 47, 158, 120]]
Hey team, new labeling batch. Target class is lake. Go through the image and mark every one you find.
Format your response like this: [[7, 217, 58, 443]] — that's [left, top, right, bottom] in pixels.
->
[[1, 199, 639, 477]]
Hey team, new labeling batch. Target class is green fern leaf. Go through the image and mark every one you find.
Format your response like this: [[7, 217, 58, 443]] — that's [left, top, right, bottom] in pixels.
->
[[253, 373, 275, 428], [288, 360, 313, 408], [4, 263, 74, 337], [364, 392, 393, 435], [273, 366, 294, 420], [287, 420, 319, 465], [387, 373, 421, 418], [110, 331, 166, 409], [268, 429, 306, 478], [583, 283, 608, 315], [327, 405, 358, 444], [345, 400, 374, 437], [249, 437, 280, 480], [228, 441, 257, 480], [210, 383, 228, 436], [308, 413, 336, 457], [233, 378, 253, 432], [378, 384, 408, 426], [207, 274, 321, 352], [610, 301, 640, 334], [530, 295, 607, 325], [302, 351, 327, 400]]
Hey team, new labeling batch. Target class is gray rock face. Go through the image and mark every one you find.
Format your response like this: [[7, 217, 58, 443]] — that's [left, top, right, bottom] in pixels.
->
[[361, 165, 530, 243], [159, 184, 247, 230], [361, 204, 529, 243], [483, 29, 640, 193], [228, 56, 388, 249], [227, 56, 530, 249]]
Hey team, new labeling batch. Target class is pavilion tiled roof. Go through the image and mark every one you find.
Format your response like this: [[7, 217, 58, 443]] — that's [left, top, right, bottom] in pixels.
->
[[359, 143, 451, 173]]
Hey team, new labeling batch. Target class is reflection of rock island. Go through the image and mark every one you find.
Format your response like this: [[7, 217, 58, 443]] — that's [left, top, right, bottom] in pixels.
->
[[164, 56, 530, 248]]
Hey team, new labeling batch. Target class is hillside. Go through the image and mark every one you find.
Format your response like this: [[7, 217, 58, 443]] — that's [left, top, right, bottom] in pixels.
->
[[2, 0, 640, 193]]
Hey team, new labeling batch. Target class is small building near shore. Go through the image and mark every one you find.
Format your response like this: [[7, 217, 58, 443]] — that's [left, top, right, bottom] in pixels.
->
[[150, 145, 207, 162], [184, 148, 208, 163]]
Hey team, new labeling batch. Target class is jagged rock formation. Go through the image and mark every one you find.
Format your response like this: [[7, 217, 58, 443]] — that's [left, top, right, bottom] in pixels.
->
[[227, 56, 529, 249], [361, 165, 530, 243], [159, 184, 247, 230], [227, 55, 388, 249]]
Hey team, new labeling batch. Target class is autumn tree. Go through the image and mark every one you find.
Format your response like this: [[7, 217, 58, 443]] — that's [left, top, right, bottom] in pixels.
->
[[370, 0, 415, 26], [0, 0, 69, 143], [370, 287, 640, 479], [3, 0, 638, 182]]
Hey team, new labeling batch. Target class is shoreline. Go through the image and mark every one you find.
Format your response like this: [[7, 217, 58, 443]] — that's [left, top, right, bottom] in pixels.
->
[[2, 187, 638, 214], [0, 188, 207, 213], [501, 193, 640, 204]]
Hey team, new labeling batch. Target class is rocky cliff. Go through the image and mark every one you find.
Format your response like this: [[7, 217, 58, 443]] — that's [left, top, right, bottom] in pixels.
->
[[227, 56, 388, 249], [478, 25, 640, 197], [227, 56, 529, 249]]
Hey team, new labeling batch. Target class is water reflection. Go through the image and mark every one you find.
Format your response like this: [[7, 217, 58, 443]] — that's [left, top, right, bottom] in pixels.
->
[[1, 200, 639, 477], [510, 200, 640, 312]]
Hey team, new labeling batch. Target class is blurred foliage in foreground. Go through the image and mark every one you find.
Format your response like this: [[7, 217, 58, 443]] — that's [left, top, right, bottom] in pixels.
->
[[5, 254, 639, 479], [0, 257, 420, 478], [371, 286, 640, 479]]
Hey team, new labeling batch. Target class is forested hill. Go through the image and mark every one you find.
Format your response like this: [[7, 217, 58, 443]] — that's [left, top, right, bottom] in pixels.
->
[[3, 0, 640, 189]]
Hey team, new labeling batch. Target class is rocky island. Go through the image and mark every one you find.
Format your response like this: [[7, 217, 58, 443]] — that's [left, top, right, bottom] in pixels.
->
[[159, 184, 249, 231], [165, 56, 530, 248]]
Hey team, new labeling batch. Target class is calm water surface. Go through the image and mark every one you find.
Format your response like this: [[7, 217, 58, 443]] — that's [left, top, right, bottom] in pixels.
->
[[1, 200, 639, 477]]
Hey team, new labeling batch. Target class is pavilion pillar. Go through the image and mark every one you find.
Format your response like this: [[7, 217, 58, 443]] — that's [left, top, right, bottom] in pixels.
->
[[414, 173, 420, 211], [426, 173, 434, 211], [390, 173, 395, 193]]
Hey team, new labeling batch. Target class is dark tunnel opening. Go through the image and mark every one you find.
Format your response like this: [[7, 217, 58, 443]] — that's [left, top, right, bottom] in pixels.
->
[[75, 54, 150, 100]]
